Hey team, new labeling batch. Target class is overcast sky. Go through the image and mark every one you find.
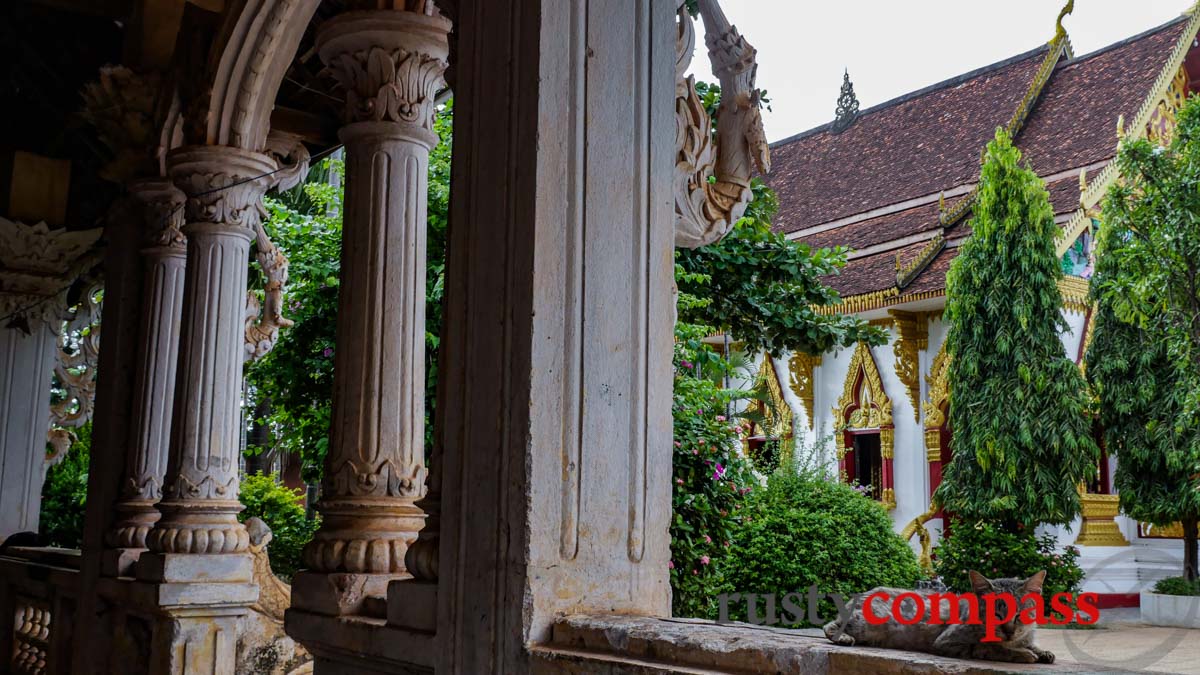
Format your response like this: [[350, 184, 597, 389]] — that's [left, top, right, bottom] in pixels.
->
[[689, 1, 1192, 142]]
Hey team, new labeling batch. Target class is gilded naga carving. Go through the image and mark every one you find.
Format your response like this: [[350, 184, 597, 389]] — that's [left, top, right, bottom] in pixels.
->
[[674, 0, 770, 249]]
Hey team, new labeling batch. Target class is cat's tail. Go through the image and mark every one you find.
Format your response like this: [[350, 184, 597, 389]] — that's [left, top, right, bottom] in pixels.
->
[[823, 619, 855, 646]]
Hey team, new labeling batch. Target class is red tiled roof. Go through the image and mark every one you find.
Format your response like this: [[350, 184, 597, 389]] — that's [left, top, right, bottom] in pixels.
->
[[778, 16, 1194, 302], [767, 48, 1047, 235], [1019, 19, 1189, 176], [802, 202, 941, 252]]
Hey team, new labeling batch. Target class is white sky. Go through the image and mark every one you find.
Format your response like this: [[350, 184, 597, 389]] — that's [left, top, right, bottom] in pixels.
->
[[690, 0, 1192, 142]]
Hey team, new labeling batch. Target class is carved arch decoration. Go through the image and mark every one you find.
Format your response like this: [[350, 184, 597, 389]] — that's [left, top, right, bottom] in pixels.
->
[[832, 342, 895, 509], [179, 0, 323, 152], [674, 0, 770, 248], [745, 358, 792, 440]]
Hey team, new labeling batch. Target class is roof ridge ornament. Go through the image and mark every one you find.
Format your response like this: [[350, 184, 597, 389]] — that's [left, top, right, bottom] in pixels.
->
[[1055, 0, 1075, 42], [832, 69, 860, 134]]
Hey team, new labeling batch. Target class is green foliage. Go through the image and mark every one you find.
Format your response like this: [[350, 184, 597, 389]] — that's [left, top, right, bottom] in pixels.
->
[[717, 467, 922, 626], [938, 129, 1097, 528], [675, 83, 881, 358], [933, 520, 1083, 610], [39, 424, 91, 548], [246, 103, 454, 482], [1152, 576, 1200, 596], [676, 214, 886, 357], [670, 322, 758, 619], [237, 472, 320, 580], [1094, 96, 1200, 581], [1100, 98, 1200, 418], [1088, 223, 1200, 537]]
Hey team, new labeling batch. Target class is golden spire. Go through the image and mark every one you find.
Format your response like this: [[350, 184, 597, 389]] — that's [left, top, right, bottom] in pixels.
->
[[1117, 114, 1126, 139]]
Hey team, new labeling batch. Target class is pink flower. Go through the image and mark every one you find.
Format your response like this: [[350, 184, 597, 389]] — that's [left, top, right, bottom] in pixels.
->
[[692, 449, 699, 455], [712, 463, 726, 480], [715, 415, 726, 422], [668, 560, 675, 569], [674, 441, 681, 448], [692, 569, 699, 576], [703, 535, 712, 544], [675, 478, 684, 485], [323, 347, 334, 358], [700, 555, 710, 565], [681, 360, 693, 369]]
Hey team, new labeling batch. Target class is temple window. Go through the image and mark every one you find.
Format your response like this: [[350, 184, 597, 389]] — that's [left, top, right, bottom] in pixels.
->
[[834, 342, 895, 509]]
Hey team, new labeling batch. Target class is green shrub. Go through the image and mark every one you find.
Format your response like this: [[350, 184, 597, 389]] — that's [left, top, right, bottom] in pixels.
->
[[238, 472, 319, 580], [39, 424, 91, 548], [1153, 576, 1200, 596], [933, 520, 1083, 609], [718, 468, 922, 626], [670, 324, 758, 619]]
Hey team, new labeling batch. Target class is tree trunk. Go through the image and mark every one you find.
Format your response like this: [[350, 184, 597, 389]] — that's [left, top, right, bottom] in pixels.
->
[[1184, 517, 1198, 583], [245, 399, 272, 475]]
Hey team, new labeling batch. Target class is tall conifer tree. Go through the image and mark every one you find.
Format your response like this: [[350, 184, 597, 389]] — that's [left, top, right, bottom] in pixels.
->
[[1088, 225, 1200, 581], [937, 129, 1096, 529], [1092, 98, 1200, 581]]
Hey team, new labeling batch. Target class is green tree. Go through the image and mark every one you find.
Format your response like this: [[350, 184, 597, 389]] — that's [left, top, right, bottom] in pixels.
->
[[675, 82, 882, 358], [937, 129, 1096, 529], [1092, 98, 1200, 581]]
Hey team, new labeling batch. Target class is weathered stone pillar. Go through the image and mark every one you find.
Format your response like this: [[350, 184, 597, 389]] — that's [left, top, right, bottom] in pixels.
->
[[293, 7, 450, 616], [102, 178, 187, 576], [131, 146, 270, 675], [141, 145, 274, 569], [0, 219, 102, 540]]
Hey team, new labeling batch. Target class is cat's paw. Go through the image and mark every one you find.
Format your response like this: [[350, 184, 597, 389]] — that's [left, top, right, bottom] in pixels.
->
[[1012, 651, 1038, 664], [1034, 649, 1055, 664], [831, 634, 855, 646]]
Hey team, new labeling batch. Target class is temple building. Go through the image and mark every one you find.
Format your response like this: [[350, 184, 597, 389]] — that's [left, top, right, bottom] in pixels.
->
[[762, 6, 1200, 598]]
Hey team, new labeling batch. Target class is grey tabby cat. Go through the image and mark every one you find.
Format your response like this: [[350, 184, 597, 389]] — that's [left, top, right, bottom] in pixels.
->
[[823, 570, 1055, 664]]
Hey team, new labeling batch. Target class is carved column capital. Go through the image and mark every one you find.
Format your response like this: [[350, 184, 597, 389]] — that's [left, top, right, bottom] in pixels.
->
[[0, 218, 102, 329], [128, 177, 187, 250], [317, 9, 450, 133], [167, 145, 277, 231]]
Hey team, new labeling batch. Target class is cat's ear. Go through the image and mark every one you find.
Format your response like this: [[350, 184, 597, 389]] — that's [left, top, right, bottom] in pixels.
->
[[1023, 570, 1047, 595], [968, 570, 993, 594]]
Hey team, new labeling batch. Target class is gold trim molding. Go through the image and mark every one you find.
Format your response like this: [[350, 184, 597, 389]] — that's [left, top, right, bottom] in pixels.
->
[[1075, 490, 1129, 547], [788, 352, 821, 431], [891, 310, 928, 421]]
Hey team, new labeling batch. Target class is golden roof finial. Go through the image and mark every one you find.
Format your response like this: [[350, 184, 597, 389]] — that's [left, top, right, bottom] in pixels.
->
[[938, 191, 946, 213], [1117, 114, 1126, 139], [1079, 168, 1088, 207], [1055, 0, 1075, 41]]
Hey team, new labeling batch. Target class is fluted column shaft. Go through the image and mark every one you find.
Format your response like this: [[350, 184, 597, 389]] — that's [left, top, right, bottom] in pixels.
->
[[105, 178, 187, 556], [301, 9, 449, 578], [145, 146, 275, 557]]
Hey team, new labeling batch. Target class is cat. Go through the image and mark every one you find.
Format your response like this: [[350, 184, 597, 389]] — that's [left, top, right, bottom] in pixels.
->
[[823, 570, 1056, 664]]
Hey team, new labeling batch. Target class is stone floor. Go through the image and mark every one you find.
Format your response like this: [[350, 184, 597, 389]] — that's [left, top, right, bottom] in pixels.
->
[[1039, 609, 1200, 675]]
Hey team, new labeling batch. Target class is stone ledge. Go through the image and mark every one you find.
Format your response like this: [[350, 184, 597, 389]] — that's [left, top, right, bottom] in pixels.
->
[[545, 615, 1144, 674], [284, 607, 436, 672]]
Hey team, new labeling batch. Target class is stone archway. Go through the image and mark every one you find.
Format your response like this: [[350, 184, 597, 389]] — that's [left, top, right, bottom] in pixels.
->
[[833, 342, 895, 509]]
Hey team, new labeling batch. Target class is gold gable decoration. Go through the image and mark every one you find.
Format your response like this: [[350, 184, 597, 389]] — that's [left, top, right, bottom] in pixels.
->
[[745, 358, 793, 443], [834, 342, 893, 431], [923, 341, 950, 462], [890, 311, 927, 421], [788, 352, 821, 431]]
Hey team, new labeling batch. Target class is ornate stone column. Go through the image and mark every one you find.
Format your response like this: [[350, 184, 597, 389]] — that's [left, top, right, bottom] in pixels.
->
[[140, 145, 276, 577], [0, 218, 101, 541], [293, 7, 450, 616], [102, 178, 187, 576]]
